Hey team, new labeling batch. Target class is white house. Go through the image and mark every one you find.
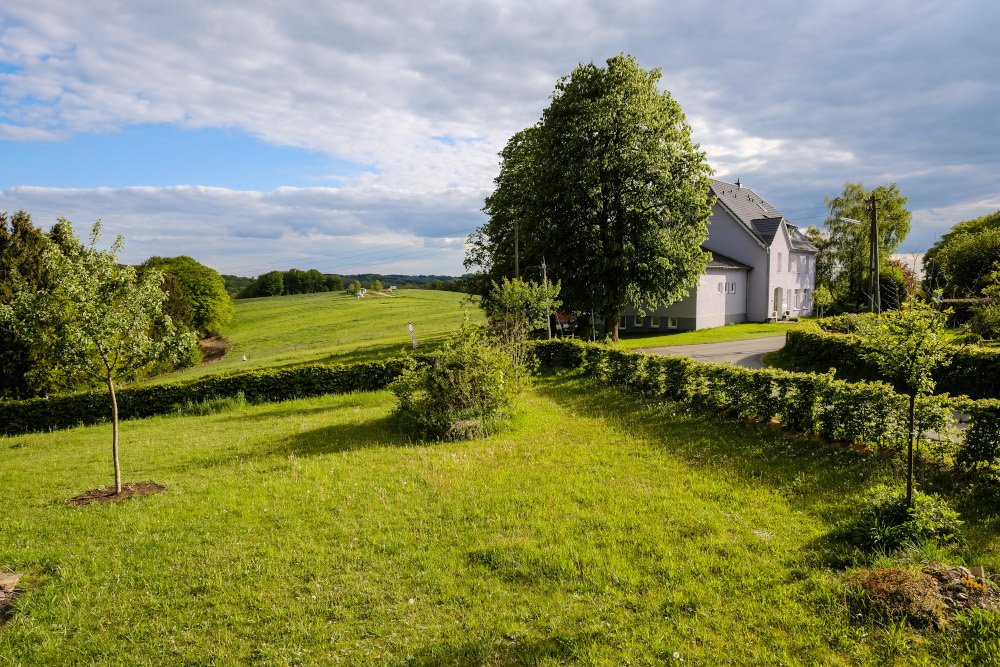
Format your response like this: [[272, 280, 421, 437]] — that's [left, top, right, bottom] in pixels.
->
[[622, 179, 817, 331]]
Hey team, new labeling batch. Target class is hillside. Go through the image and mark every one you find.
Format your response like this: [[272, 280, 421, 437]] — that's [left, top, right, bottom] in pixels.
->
[[166, 289, 482, 382]]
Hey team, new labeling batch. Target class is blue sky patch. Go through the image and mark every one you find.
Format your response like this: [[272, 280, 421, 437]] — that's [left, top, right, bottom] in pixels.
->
[[0, 124, 373, 191]]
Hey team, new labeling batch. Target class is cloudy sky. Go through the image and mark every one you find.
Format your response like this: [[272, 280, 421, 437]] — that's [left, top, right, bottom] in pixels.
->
[[1, 0, 997, 277]]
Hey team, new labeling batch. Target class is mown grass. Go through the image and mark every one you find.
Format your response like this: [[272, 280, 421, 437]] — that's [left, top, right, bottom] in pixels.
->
[[3, 372, 996, 665], [163, 290, 482, 383], [615, 321, 798, 349]]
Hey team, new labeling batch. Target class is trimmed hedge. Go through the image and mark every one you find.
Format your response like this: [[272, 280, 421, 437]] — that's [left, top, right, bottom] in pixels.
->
[[0, 357, 419, 436], [784, 325, 1000, 400], [532, 339, 994, 468]]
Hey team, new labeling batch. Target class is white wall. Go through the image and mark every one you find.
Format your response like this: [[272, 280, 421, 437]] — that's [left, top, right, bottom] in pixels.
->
[[705, 202, 768, 320], [695, 268, 748, 329]]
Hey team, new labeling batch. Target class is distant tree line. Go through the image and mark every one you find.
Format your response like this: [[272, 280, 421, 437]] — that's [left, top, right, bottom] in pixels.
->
[[234, 271, 469, 298], [236, 269, 344, 298]]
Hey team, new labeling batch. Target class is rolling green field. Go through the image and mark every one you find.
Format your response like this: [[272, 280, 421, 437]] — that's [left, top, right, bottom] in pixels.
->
[[165, 290, 483, 382]]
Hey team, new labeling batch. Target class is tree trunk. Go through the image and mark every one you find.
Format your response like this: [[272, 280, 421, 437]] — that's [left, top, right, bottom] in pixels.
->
[[604, 315, 619, 342], [907, 392, 915, 507], [108, 377, 122, 494]]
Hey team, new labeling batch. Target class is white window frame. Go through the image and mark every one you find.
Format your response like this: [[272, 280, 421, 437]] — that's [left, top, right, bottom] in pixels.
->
[[667, 317, 678, 329], [633, 315, 643, 328], [718, 282, 724, 294], [650, 316, 660, 328], [777, 253, 782, 273]]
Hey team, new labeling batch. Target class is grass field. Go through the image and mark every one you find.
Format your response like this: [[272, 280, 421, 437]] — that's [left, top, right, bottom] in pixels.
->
[[164, 290, 483, 383], [2, 371, 997, 665], [615, 321, 797, 349]]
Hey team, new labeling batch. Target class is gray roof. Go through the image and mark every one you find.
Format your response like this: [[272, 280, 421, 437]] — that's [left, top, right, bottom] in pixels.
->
[[703, 247, 752, 271], [787, 225, 818, 252], [709, 179, 817, 253], [750, 216, 782, 245]]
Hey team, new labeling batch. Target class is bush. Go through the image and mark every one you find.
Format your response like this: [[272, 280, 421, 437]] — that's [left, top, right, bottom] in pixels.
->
[[847, 566, 948, 628], [390, 323, 519, 441], [844, 486, 964, 553]]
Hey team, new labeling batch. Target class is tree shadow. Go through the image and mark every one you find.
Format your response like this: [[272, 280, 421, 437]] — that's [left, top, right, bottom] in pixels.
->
[[531, 374, 889, 521]]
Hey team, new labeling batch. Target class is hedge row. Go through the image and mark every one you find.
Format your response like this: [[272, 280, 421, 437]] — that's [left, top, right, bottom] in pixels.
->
[[531, 339, 1000, 467], [0, 357, 418, 436], [784, 326, 1000, 399]]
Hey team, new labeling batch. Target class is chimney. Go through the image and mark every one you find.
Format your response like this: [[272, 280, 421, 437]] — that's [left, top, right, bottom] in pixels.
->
[[736, 178, 742, 190]]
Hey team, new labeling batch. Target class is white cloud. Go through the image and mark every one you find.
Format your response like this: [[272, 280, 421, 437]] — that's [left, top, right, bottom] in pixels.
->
[[1, 0, 999, 264], [0, 183, 482, 275]]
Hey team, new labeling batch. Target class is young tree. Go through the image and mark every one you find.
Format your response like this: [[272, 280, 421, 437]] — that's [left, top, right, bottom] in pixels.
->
[[0, 221, 196, 494], [373, 280, 384, 292], [346, 279, 363, 295], [859, 294, 952, 506], [824, 182, 912, 311], [485, 277, 561, 377], [812, 284, 833, 318], [469, 55, 714, 341]]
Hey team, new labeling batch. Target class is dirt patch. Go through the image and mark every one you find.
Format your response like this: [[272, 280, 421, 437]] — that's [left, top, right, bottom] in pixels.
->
[[0, 573, 22, 624], [66, 481, 167, 507], [199, 336, 232, 365]]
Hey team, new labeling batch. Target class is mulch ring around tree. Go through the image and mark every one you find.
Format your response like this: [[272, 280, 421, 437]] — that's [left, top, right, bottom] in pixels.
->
[[0, 573, 22, 624], [66, 481, 167, 507]]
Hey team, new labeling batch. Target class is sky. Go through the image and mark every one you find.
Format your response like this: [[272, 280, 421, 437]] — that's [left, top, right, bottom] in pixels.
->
[[1, 0, 998, 278]]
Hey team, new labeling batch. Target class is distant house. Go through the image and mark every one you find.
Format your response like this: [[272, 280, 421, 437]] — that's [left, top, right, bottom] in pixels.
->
[[622, 179, 818, 331]]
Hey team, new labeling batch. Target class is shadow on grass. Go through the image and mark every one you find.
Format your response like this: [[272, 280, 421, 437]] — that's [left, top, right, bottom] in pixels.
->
[[531, 373, 889, 520]]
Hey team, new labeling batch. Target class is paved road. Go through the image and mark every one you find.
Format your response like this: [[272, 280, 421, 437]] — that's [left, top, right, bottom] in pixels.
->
[[634, 335, 787, 369]]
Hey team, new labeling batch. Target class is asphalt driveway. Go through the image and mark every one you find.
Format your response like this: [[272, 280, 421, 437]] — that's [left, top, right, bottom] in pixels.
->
[[634, 335, 787, 369]]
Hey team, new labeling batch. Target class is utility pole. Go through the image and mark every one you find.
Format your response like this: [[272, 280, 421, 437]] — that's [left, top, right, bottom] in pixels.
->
[[868, 193, 881, 314], [541, 256, 552, 340], [514, 220, 519, 279]]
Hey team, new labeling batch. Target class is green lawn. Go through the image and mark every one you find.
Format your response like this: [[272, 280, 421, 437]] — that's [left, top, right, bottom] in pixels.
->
[[2, 373, 994, 665], [163, 290, 482, 383], [616, 321, 798, 349]]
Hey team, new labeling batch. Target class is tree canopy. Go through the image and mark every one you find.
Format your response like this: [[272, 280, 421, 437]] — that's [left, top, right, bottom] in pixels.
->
[[142, 255, 233, 336], [923, 209, 1000, 297], [823, 182, 911, 311], [467, 54, 714, 340], [0, 212, 83, 399]]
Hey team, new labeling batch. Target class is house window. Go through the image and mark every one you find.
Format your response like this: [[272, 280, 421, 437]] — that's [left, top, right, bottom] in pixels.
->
[[804, 289, 811, 308], [618, 315, 626, 328], [794, 289, 801, 308], [796, 256, 802, 274], [667, 317, 678, 329], [718, 282, 724, 294], [633, 316, 643, 328], [789, 254, 794, 273], [650, 316, 661, 328], [777, 253, 782, 273], [730, 282, 736, 293]]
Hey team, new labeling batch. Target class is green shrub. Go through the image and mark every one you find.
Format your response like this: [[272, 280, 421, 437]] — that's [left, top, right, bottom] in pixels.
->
[[847, 566, 948, 628], [845, 486, 964, 553], [390, 323, 520, 441]]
